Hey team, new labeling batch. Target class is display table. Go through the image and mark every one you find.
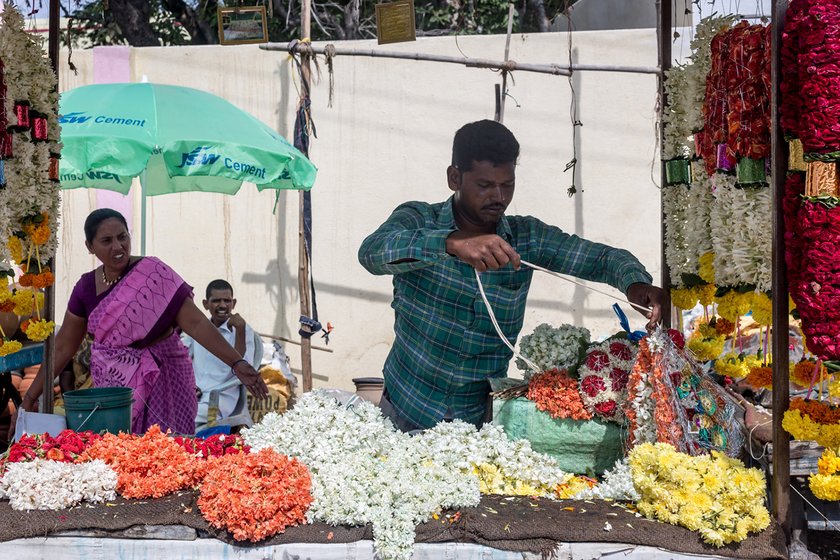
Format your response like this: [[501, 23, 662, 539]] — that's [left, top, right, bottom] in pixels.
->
[[0, 493, 787, 559]]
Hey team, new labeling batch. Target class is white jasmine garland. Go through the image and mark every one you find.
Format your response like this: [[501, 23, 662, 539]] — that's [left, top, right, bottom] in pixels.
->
[[710, 175, 771, 291], [573, 458, 640, 502], [243, 392, 571, 560], [663, 185, 692, 286], [686, 15, 736, 132], [0, 6, 61, 266], [516, 323, 590, 379], [663, 65, 692, 160], [685, 162, 715, 271], [1, 459, 117, 511]]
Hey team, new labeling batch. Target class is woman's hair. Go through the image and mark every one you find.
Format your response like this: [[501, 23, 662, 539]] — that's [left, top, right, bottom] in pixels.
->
[[84, 208, 128, 244], [451, 119, 520, 172]]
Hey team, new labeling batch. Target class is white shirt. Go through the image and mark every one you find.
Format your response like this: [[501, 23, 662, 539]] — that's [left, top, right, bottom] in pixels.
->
[[183, 319, 256, 424]]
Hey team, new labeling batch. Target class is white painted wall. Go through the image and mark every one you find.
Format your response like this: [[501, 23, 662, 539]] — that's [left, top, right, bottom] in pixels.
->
[[55, 29, 662, 390]]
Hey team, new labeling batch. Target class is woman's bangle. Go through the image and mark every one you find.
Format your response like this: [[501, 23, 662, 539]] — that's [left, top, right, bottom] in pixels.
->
[[230, 358, 248, 370]]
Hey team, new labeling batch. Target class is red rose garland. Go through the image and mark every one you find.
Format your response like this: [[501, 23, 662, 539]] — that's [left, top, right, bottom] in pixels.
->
[[701, 30, 732, 174], [577, 339, 637, 423], [784, 172, 807, 290], [780, 0, 808, 138]]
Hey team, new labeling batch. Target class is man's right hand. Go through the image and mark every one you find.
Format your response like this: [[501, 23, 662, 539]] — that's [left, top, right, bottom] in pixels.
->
[[227, 313, 246, 331], [445, 231, 521, 272]]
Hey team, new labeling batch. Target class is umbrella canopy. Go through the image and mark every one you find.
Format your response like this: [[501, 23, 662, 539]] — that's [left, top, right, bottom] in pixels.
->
[[58, 82, 316, 194]]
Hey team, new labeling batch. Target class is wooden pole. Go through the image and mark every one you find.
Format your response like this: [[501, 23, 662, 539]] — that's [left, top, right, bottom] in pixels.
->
[[40, 0, 61, 414], [657, 0, 672, 328], [770, 0, 791, 541], [298, 0, 313, 393], [262, 42, 661, 76], [497, 3, 515, 123]]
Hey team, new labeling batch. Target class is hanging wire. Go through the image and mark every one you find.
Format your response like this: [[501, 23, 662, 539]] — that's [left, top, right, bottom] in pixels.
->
[[562, 11, 582, 197]]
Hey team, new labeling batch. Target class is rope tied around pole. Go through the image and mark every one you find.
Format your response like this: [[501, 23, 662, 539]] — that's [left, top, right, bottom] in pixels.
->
[[324, 44, 337, 108]]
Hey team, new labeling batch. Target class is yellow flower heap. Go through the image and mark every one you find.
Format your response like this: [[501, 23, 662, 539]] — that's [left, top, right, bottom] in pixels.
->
[[628, 442, 770, 546], [809, 448, 840, 501]]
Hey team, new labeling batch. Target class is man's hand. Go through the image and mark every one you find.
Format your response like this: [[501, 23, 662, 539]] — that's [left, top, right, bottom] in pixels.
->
[[232, 361, 269, 400], [446, 231, 521, 272], [227, 313, 246, 331], [626, 283, 669, 330]]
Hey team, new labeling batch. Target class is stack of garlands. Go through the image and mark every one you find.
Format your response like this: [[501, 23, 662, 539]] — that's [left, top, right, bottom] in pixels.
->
[[809, 448, 840, 501], [576, 337, 636, 422], [629, 442, 770, 546], [526, 368, 591, 421], [782, 398, 840, 449]]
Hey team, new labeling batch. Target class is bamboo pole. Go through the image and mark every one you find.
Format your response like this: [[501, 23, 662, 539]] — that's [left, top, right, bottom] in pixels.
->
[[497, 3, 515, 123], [298, 0, 314, 393], [261, 42, 661, 76], [39, 0, 61, 414], [770, 0, 791, 541], [656, 0, 672, 329]]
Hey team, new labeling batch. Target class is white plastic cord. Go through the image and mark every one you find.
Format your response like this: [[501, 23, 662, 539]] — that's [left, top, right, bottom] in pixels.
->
[[519, 259, 653, 314], [474, 269, 541, 375], [789, 483, 840, 531]]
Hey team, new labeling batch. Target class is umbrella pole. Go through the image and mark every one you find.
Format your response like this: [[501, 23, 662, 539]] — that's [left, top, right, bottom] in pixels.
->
[[298, 0, 314, 393], [140, 171, 147, 256]]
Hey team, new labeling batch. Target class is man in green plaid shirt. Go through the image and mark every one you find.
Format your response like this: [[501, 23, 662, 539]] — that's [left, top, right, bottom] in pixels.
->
[[359, 120, 667, 432]]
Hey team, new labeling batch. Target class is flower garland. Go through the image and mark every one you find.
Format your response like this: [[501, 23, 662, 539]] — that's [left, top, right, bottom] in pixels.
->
[[0, 7, 61, 272], [809, 448, 840, 501], [743, 365, 774, 390], [628, 442, 770, 546], [576, 338, 637, 422], [526, 368, 591, 421], [0, 458, 117, 511], [516, 323, 590, 378], [1, 429, 101, 469], [663, 184, 692, 287], [687, 320, 726, 362], [782, 408, 840, 450], [790, 359, 827, 388], [714, 352, 762, 381], [572, 458, 640, 502], [198, 448, 312, 542], [79, 425, 206, 499]]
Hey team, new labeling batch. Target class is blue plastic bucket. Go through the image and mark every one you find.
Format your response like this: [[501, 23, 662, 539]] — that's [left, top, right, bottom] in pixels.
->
[[63, 387, 133, 434]]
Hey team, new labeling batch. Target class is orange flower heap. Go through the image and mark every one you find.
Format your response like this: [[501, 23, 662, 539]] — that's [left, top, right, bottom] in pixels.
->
[[198, 448, 312, 542], [527, 368, 592, 420], [79, 425, 205, 499]]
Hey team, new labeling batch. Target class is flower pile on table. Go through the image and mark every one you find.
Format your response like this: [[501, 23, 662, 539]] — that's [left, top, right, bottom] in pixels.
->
[[243, 391, 573, 560]]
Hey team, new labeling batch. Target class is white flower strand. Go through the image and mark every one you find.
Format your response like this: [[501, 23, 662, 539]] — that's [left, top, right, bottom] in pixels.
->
[[663, 185, 692, 286], [573, 459, 640, 502], [0, 459, 117, 511], [685, 162, 715, 270]]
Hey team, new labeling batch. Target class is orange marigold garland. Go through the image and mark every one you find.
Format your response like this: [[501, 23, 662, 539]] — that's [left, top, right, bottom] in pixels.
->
[[526, 368, 592, 420], [743, 365, 774, 390], [78, 425, 205, 499], [198, 448, 313, 542]]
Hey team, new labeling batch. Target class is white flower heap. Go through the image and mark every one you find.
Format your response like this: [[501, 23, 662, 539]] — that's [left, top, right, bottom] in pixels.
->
[[0, 6, 61, 271], [516, 323, 590, 380], [243, 391, 571, 560], [573, 458, 639, 502], [0, 459, 117, 510], [577, 337, 637, 423]]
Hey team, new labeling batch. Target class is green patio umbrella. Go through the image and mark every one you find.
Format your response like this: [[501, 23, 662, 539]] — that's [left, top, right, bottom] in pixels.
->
[[58, 82, 317, 252]]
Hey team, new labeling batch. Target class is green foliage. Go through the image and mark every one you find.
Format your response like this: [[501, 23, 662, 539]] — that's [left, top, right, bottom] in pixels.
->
[[64, 0, 190, 47]]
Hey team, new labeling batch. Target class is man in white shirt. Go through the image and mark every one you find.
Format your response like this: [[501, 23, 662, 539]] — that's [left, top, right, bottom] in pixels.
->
[[183, 279, 260, 426]]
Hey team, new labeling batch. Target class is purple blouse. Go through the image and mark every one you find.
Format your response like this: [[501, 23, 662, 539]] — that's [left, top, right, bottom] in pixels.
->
[[67, 258, 193, 348]]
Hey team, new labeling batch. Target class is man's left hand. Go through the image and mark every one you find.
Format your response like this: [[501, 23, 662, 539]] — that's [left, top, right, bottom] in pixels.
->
[[626, 283, 669, 330], [228, 313, 246, 331]]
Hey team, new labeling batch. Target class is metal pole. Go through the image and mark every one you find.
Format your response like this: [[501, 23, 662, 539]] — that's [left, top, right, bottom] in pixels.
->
[[657, 0, 672, 328], [770, 0, 791, 541], [40, 0, 61, 414], [298, 0, 314, 393], [140, 172, 147, 256]]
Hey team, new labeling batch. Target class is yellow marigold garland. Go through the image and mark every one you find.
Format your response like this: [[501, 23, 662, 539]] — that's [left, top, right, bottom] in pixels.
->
[[750, 292, 773, 326], [0, 340, 22, 356], [782, 409, 840, 449], [698, 252, 716, 284], [716, 291, 752, 323], [687, 322, 726, 361], [21, 318, 54, 342], [7, 236, 23, 264], [809, 449, 840, 501], [671, 287, 697, 311], [628, 442, 770, 546], [715, 353, 762, 380]]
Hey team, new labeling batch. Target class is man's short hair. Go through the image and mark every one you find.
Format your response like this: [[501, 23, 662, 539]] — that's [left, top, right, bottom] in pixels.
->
[[451, 119, 520, 172], [205, 279, 233, 300]]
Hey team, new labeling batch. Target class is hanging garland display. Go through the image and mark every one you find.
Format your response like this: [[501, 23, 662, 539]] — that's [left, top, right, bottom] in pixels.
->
[[0, 7, 61, 351]]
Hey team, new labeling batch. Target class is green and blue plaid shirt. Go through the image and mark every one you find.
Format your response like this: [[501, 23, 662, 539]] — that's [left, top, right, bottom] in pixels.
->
[[358, 196, 652, 429]]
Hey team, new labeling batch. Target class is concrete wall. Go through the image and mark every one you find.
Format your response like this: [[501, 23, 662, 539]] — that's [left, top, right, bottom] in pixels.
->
[[56, 29, 662, 390]]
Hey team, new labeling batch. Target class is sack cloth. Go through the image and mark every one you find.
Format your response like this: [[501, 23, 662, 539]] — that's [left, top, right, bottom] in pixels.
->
[[0, 493, 786, 558], [493, 397, 624, 475]]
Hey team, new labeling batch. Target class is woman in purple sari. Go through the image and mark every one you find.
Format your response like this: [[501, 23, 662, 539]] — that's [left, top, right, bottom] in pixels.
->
[[12, 209, 268, 435]]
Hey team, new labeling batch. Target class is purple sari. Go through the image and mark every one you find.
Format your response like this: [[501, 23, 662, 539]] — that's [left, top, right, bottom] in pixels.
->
[[88, 257, 197, 434]]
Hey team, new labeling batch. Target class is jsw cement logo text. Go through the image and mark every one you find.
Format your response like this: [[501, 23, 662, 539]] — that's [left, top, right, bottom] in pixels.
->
[[59, 112, 146, 127], [177, 147, 221, 168]]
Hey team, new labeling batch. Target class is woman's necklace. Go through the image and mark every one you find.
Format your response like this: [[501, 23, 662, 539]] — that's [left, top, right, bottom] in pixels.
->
[[102, 268, 121, 286]]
